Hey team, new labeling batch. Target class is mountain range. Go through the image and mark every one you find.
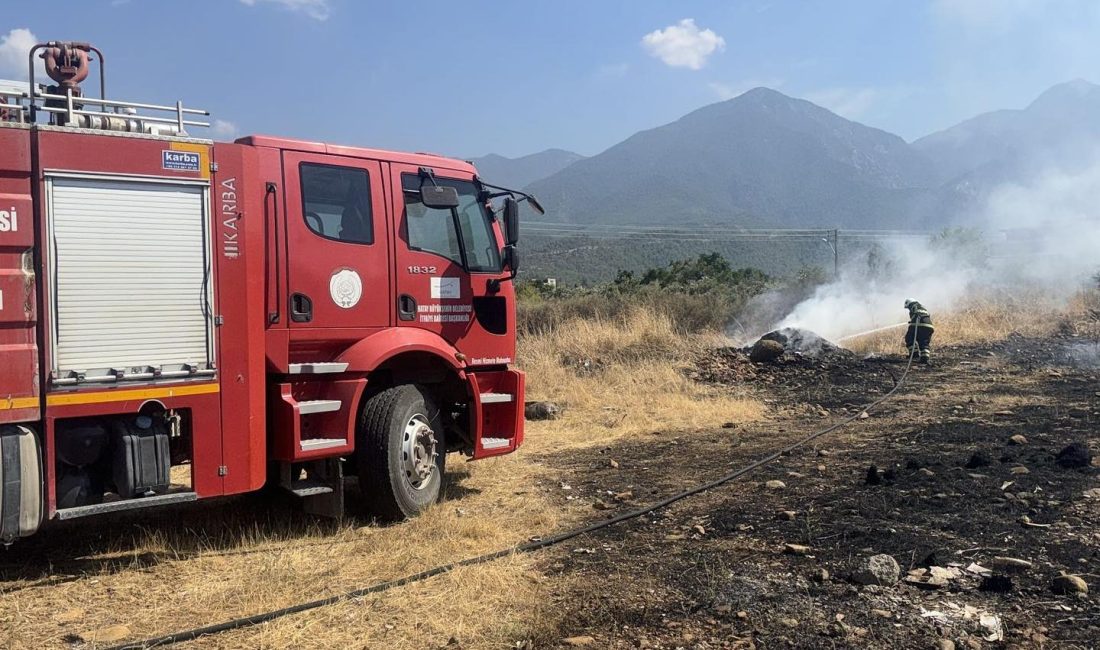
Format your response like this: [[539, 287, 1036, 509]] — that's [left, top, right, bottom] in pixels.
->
[[472, 80, 1100, 231], [913, 79, 1100, 203]]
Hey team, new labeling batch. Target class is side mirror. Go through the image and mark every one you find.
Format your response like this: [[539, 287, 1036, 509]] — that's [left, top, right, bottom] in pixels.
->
[[526, 194, 546, 215], [502, 244, 519, 273], [421, 185, 460, 209], [502, 198, 520, 245]]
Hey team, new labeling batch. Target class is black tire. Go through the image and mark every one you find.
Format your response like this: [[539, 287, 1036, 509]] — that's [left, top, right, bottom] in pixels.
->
[[356, 384, 445, 520]]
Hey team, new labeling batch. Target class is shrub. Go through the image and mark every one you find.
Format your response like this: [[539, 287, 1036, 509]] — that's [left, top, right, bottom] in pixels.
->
[[516, 253, 778, 336]]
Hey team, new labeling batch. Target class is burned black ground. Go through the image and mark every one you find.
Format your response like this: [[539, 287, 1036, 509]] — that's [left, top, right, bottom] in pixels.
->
[[534, 336, 1100, 649]]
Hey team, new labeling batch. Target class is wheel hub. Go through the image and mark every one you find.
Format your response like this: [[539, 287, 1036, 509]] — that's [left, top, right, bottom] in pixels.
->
[[402, 414, 438, 490]]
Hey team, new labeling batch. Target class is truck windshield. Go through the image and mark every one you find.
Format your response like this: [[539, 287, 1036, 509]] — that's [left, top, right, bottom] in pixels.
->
[[402, 174, 501, 272]]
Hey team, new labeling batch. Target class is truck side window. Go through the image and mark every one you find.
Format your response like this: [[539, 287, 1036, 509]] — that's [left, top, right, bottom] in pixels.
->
[[300, 163, 373, 245]]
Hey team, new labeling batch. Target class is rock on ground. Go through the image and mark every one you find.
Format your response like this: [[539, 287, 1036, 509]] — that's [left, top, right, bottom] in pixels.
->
[[525, 401, 562, 421], [851, 554, 900, 586], [991, 556, 1033, 571], [783, 543, 811, 555], [1052, 574, 1089, 594], [749, 339, 785, 363]]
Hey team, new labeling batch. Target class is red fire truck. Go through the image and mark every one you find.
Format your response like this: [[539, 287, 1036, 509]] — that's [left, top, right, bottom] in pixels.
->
[[0, 42, 538, 543]]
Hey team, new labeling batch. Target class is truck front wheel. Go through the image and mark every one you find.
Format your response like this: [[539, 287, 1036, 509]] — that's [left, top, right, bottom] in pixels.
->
[[356, 384, 445, 520]]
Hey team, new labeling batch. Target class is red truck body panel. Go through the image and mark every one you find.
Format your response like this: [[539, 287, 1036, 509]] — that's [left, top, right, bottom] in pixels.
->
[[0, 127, 38, 426], [0, 124, 524, 522]]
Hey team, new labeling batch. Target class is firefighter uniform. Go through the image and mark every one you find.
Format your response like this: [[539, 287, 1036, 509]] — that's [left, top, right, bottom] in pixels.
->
[[903, 300, 934, 364]]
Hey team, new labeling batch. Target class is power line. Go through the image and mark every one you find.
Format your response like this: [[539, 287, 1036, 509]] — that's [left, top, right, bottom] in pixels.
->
[[523, 224, 932, 240], [524, 221, 932, 236], [525, 231, 928, 239], [523, 229, 931, 243]]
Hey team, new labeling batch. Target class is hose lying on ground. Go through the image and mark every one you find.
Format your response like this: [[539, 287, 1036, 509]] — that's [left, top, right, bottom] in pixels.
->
[[109, 346, 919, 650]]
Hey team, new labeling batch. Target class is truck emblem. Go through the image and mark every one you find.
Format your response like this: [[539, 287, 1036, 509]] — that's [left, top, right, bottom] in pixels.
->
[[329, 269, 363, 309], [162, 150, 200, 172]]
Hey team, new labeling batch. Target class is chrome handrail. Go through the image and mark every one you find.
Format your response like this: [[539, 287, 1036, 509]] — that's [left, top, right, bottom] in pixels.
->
[[0, 80, 211, 134], [34, 90, 208, 115]]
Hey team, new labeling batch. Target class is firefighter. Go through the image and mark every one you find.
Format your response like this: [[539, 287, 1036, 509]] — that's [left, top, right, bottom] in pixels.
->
[[903, 299, 934, 364]]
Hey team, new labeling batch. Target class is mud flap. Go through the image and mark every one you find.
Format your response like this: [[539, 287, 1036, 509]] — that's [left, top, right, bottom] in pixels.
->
[[0, 425, 44, 542], [278, 458, 344, 521], [301, 458, 344, 520]]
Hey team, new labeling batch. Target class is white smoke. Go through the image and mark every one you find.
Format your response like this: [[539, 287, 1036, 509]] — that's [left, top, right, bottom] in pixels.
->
[[983, 161, 1100, 283], [766, 153, 1100, 344], [773, 240, 978, 343]]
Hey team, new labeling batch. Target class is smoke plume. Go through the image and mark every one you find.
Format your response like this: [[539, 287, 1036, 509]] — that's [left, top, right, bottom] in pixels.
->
[[760, 154, 1100, 344]]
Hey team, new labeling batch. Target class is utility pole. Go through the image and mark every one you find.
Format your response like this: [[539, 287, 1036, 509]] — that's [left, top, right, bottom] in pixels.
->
[[832, 228, 839, 278], [821, 230, 840, 279]]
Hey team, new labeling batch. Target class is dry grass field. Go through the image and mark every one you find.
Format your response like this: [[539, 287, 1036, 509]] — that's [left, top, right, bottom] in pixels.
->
[[0, 310, 763, 649], [519, 310, 764, 449], [2, 294, 1097, 648], [842, 289, 1098, 355]]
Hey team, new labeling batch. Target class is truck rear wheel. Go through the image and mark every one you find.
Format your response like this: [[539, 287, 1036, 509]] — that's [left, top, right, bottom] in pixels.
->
[[356, 384, 445, 520]]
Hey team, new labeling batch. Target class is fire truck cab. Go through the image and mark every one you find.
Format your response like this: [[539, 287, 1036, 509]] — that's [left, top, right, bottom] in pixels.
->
[[0, 42, 533, 542]]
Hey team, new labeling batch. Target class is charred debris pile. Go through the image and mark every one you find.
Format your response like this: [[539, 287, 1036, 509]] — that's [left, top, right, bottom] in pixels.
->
[[747, 328, 853, 363]]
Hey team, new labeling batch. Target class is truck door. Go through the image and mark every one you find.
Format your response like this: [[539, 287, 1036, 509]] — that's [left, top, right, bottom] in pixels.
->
[[389, 163, 515, 363], [282, 153, 390, 329]]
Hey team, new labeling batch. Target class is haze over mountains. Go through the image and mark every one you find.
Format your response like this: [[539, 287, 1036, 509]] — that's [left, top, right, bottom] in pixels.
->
[[474, 80, 1100, 231], [914, 79, 1100, 199], [468, 149, 585, 189]]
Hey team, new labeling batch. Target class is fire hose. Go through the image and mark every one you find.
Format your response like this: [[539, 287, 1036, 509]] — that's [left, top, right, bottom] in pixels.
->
[[108, 344, 919, 650]]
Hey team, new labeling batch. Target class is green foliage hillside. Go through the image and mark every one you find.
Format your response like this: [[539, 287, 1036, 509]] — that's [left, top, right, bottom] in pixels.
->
[[523, 232, 859, 285], [517, 252, 824, 336]]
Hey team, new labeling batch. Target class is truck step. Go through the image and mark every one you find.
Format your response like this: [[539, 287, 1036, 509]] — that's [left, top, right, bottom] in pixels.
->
[[55, 492, 198, 520], [287, 480, 335, 498], [300, 437, 347, 451], [480, 392, 513, 404], [481, 437, 511, 450], [288, 362, 349, 375], [298, 399, 342, 414]]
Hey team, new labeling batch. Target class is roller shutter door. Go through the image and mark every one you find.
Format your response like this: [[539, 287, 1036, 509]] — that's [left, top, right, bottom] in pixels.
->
[[48, 177, 213, 377]]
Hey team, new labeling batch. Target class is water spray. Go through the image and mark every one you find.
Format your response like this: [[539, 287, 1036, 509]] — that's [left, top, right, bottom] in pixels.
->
[[835, 322, 908, 343]]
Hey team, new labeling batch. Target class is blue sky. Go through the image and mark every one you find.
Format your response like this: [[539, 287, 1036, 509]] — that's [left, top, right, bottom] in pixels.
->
[[3, 1, 1100, 158]]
